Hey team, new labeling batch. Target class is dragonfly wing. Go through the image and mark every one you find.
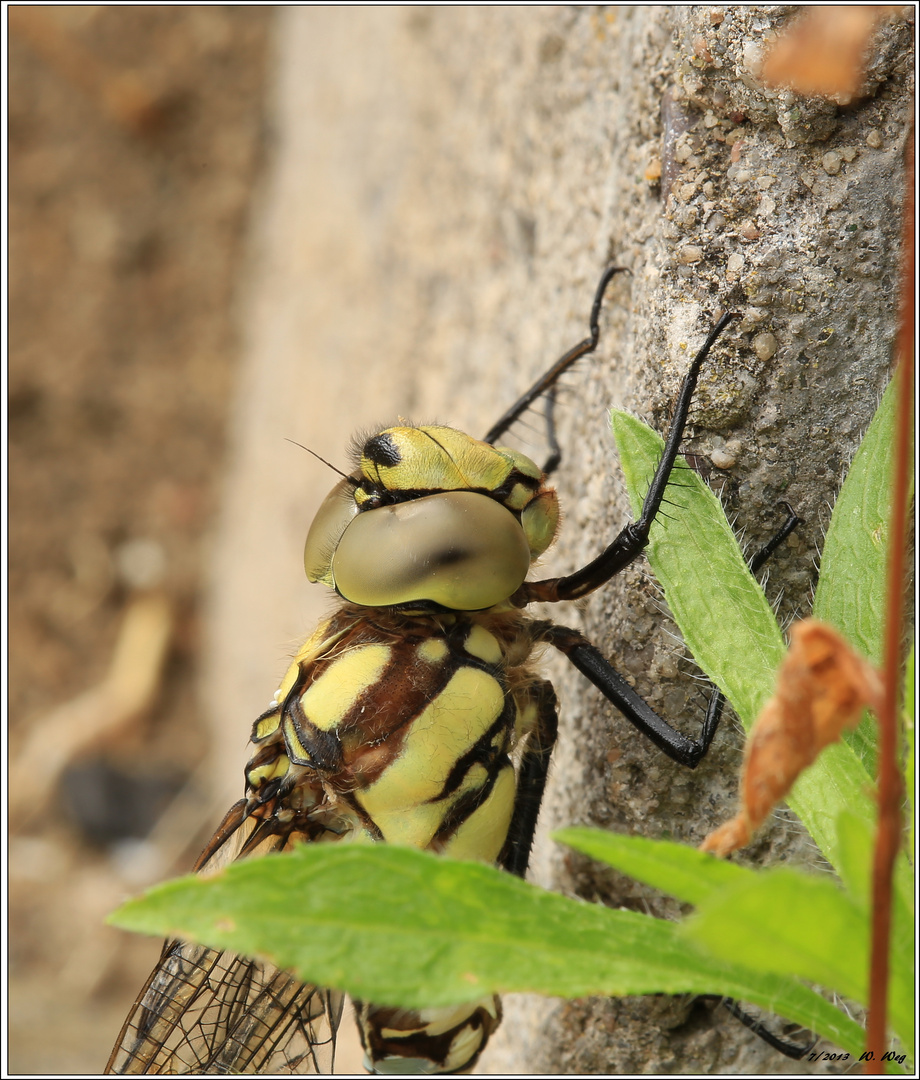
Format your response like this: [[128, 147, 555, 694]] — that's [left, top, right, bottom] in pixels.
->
[[107, 941, 342, 1074], [107, 799, 345, 1074]]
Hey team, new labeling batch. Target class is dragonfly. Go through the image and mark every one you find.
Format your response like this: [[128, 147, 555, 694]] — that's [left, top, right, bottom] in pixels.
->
[[107, 265, 801, 1074]]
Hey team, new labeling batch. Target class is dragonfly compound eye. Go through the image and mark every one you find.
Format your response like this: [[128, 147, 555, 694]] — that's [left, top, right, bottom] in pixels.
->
[[331, 490, 532, 609], [303, 475, 361, 588]]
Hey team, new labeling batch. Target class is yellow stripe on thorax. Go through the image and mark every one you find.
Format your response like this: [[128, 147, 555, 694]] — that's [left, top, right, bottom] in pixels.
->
[[299, 643, 392, 732], [462, 623, 502, 664], [440, 764, 516, 863], [275, 620, 353, 703], [357, 665, 505, 848]]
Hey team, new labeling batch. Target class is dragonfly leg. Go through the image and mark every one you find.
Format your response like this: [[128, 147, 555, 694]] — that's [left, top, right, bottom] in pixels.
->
[[540, 384, 562, 477], [501, 679, 559, 877], [544, 622, 717, 768], [483, 264, 627, 447], [539, 504, 803, 768], [518, 311, 738, 606], [700, 996, 818, 1059]]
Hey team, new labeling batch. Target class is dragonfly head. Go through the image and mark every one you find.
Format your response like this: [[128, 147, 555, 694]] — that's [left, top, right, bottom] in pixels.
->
[[303, 424, 559, 611]]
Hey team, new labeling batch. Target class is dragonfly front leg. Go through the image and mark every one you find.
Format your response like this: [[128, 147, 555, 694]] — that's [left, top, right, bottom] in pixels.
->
[[517, 311, 738, 606]]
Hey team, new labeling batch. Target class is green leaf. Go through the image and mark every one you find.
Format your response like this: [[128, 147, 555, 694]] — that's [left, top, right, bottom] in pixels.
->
[[685, 866, 914, 1056], [611, 409, 878, 879], [904, 646, 915, 856], [109, 842, 865, 1054], [555, 827, 752, 906], [559, 824, 913, 1062], [812, 805, 912, 1026], [784, 743, 877, 879], [813, 378, 911, 772], [611, 409, 784, 728], [833, 808, 874, 911], [813, 377, 899, 666]]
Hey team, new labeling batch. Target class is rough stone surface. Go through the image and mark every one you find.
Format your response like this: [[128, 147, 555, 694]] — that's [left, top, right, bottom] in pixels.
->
[[203, 7, 912, 1073]]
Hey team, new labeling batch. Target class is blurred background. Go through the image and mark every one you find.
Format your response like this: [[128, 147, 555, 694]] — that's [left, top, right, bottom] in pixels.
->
[[9, 8, 274, 1071]]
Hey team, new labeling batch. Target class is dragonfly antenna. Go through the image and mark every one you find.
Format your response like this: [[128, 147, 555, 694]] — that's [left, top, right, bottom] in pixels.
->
[[285, 438, 354, 482]]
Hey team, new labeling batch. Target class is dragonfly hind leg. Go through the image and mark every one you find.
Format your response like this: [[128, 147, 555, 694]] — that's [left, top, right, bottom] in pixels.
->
[[501, 678, 559, 878]]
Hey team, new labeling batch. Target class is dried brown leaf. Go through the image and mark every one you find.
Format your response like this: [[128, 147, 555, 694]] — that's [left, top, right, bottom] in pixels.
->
[[701, 619, 883, 856], [761, 6, 900, 104]]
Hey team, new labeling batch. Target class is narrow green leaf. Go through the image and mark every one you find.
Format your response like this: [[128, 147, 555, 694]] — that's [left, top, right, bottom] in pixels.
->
[[833, 808, 875, 911], [813, 378, 911, 772], [611, 409, 784, 728], [109, 843, 863, 1052], [688, 868, 867, 991], [554, 827, 751, 907], [784, 742, 876, 876], [611, 409, 878, 878], [813, 378, 899, 666], [559, 825, 914, 1062], [904, 647, 915, 856], [830, 806, 913, 996]]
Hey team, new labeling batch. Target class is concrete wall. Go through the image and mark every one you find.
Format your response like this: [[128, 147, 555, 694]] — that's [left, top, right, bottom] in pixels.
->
[[203, 8, 912, 1072]]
